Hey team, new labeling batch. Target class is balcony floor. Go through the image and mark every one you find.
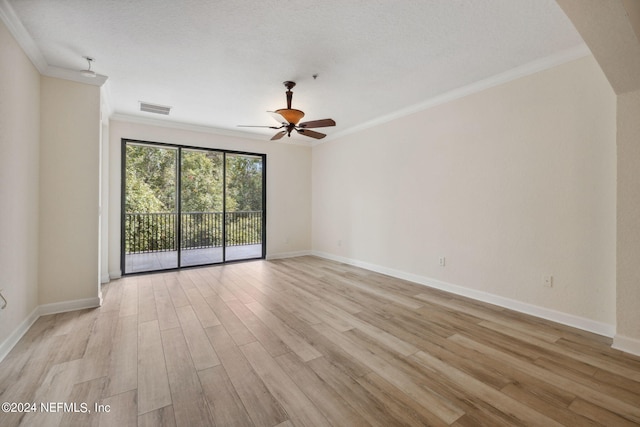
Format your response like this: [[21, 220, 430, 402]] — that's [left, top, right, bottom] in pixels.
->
[[125, 244, 262, 273]]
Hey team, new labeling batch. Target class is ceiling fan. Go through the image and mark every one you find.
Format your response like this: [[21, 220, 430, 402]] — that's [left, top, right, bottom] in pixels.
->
[[239, 81, 336, 140]]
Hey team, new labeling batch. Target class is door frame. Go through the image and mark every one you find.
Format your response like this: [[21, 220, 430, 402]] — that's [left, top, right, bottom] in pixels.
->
[[120, 138, 267, 274]]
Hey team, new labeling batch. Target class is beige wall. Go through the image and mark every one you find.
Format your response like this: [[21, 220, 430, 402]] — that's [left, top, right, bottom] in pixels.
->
[[107, 120, 312, 277], [312, 56, 617, 333], [616, 89, 640, 342], [100, 107, 110, 283], [0, 20, 41, 351], [39, 77, 101, 305], [556, 0, 640, 358]]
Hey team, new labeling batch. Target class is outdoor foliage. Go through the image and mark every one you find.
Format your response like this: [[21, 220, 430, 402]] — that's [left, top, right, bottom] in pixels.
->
[[124, 144, 263, 253]]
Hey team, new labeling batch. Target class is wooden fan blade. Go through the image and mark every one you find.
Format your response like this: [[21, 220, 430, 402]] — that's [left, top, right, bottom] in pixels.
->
[[296, 128, 326, 139], [298, 119, 336, 128], [238, 125, 283, 129], [271, 130, 287, 140]]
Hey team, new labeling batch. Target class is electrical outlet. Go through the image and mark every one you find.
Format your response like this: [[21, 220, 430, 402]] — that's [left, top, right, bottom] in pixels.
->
[[543, 275, 553, 288], [439, 257, 446, 267]]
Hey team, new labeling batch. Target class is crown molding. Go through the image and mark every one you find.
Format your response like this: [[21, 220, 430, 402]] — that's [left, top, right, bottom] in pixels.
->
[[109, 113, 313, 147], [0, 0, 46, 72], [82, 43, 592, 145], [112, 42, 590, 148], [2, 0, 589, 145], [318, 44, 592, 145], [0, 0, 107, 87]]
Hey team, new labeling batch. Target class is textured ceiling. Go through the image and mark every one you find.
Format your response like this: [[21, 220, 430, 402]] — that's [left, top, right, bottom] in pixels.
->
[[4, 0, 585, 141]]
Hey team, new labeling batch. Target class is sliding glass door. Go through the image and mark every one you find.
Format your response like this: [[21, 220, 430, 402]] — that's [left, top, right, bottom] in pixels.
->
[[225, 153, 264, 261], [122, 140, 265, 274], [180, 149, 224, 266], [123, 143, 179, 273]]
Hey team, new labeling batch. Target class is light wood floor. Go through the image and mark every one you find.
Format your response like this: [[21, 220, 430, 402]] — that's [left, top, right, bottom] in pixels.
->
[[1, 256, 639, 426]]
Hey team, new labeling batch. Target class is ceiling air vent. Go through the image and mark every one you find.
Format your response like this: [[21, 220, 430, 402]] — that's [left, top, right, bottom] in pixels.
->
[[139, 102, 171, 115]]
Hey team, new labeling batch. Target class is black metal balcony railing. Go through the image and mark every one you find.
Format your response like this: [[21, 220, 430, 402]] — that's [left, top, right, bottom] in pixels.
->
[[125, 211, 262, 254]]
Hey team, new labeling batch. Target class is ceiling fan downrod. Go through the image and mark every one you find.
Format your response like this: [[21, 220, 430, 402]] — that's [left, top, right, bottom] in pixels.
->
[[283, 81, 295, 109]]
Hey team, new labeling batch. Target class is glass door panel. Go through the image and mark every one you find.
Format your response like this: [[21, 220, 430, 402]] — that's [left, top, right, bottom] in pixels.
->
[[225, 153, 264, 261], [180, 149, 224, 267], [123, 143, 178, 273], [123, 140, 266, 274]]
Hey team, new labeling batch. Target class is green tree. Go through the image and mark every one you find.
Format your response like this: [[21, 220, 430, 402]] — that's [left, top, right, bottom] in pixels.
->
[[181, 150, 223, 212], [226, 155, 263, 211], [125, 144, 264, 251], [225, 155, 263, 246], [125, 144, 176, 213], [125, 168, 165, 213], [125, 144, 178, 253]]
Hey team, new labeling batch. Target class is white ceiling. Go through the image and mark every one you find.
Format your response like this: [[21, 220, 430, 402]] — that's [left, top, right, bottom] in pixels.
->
[[3, 0, 586, 142]]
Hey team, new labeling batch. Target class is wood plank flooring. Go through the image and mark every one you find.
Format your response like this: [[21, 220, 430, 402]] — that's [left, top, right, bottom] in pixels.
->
[[1, 256, 639, 426]]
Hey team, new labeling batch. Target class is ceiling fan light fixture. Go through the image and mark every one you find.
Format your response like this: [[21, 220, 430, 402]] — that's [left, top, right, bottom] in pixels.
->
[[238, 81, 335, 140], [275, 108, 304, 124]]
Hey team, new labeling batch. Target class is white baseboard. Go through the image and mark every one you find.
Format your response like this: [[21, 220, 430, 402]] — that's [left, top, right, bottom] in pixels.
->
[[0, 306, 40, 363], [312, 251, 615, 338], [101, 273, 111, 284], [109, 270, 122, 280], [38, 297, 101, 316], [613, 334, 640, 357], [0, 296, 102, 363], [267, 250, 312, 260]]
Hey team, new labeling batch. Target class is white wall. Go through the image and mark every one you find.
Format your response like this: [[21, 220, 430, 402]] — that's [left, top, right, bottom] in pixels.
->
[[0, 19, 40, 352], [107, 120, 312, 278], [39, 77, 101, 306], [312, 56, 617, 334]]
